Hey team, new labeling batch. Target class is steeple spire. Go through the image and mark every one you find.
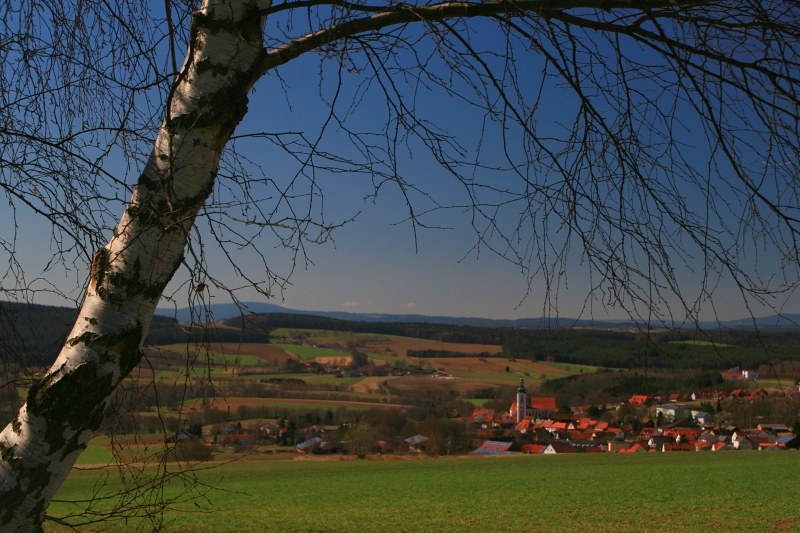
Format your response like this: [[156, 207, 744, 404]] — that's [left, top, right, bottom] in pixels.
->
[[517, 378, 526, 394]]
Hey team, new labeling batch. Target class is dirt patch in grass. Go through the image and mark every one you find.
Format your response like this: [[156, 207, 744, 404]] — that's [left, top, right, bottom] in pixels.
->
[[314, 356, 352, 365]]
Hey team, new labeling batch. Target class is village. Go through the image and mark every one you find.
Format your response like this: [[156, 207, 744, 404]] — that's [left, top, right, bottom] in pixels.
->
[[467, 376, 800, 455], [199, 368, 800, 458]]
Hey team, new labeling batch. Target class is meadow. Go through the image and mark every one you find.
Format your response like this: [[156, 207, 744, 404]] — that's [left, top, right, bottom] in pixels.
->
[[48, 452, 799, 533]]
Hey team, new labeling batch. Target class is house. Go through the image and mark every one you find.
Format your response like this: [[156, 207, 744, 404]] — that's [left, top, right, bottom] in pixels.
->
[[543, 443, 578, 454], [662, 443, 694, 452], [260, 424, 281, 436], [470, 408, 498, 428], [618, 443, 647, 453], [668, 394, 681, 403], [627, 395, 652, 406], [694, 411, 714, 425], [712, 442, 730, 452], [775, 435, 800, 449], [742, 370, 759, 380], [223, 433, 255, 446], [296, 436, 324, 453], [404, 434, 430, 452], [692, 391, 713, 401], [521, 444, 546, 454], [758, 423, 789, 433], [473, 441, 515, 455], [607, 442, 633, 452], [656, 405, 688, 421], [695, 441, 713, 451]]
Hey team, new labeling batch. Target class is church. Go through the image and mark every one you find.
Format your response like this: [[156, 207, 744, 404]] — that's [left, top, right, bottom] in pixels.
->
[[509, 379, 557, 423]]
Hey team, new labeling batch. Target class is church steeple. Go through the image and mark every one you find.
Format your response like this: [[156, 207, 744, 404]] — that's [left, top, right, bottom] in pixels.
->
[[515, 378, 527, 423]]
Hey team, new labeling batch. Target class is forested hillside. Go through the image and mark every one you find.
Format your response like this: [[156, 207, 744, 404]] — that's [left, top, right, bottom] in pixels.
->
[[3, 302, 800, 370], [0, 302, 268, 364], [225, 313, 504, 344]]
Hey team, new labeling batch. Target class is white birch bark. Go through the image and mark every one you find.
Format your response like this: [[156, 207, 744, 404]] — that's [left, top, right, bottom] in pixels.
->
[[0, 1, 269, 530]]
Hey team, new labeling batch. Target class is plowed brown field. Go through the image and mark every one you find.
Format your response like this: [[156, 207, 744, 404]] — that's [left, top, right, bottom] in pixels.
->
[[386, 376, 505, 394]]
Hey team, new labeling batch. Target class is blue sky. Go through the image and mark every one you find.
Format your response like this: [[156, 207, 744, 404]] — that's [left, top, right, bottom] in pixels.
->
[[3, 4, 799, 323]]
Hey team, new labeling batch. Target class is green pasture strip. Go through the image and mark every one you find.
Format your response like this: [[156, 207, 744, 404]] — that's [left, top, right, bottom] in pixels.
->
[[466, 398, 490, 407], [748, 380, 784, 389], [668, 340, 734, 348], [212, 353, 265, 366], [155, 344, 268, 367], [51, 452, 800, 533], [542, 361, 600, 373], [275, 344, 350, 360], [75, 445, 115, 465], [235, 372, 365, 388], [367, 352, 405, 365]]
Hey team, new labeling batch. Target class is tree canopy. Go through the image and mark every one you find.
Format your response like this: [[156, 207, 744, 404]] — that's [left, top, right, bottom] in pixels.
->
[[1, 0, 799, 531]]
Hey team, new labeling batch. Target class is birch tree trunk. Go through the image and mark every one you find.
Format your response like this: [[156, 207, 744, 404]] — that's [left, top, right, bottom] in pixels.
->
[[0, 1, 269, 530]]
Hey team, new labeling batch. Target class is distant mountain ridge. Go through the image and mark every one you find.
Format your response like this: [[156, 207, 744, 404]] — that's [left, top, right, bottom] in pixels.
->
[[154, 301, 800, 331]]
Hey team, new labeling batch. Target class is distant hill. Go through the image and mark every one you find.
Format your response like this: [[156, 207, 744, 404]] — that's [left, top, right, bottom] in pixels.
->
[[154, 301, 632, 330], [155, 301, 800, 331]]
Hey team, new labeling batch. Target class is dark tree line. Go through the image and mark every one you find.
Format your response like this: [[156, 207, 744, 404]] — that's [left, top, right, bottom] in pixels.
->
[[226, 312, 505, 344]]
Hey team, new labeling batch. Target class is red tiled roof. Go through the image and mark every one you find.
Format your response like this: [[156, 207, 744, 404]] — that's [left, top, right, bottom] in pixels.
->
[[530, 397, 557, 410], [546, 443, 577, 454], [663, 443, 694, 452], [521, 444, 546, 454]]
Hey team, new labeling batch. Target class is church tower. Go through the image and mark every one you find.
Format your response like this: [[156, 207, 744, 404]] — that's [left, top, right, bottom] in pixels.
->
[[516, 378, 527, 423]]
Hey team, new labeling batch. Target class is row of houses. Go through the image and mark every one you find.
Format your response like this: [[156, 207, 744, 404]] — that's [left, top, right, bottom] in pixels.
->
[[628, 384, 800, 408], [472, 419, 800, 455]]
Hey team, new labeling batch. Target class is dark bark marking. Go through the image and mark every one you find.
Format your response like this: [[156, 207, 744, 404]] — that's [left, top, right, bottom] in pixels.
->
[[88, 248, 109, 291], [195, 57, 229, 77], [31, 324, 144, 453]]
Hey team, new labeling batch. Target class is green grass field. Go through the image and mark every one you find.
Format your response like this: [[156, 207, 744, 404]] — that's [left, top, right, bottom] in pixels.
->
[[668, 340, 734, 348], [275, 344, 351, 360], [545, 361, 601, 373], [466, 398, 490, 407], [74, 445, 115, 465], [48, 452, 799, 532]]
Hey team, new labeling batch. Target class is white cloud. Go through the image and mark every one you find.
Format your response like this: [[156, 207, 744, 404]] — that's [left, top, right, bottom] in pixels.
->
[[342, 302, 360, 309], [400, 302, 417, 309]]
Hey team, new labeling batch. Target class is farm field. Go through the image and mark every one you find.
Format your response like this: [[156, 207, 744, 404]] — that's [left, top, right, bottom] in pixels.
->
[[48, 452, 800, 533], [157, 343, 294, 365], [276, 343, 354, 363], [183, 396, 409, 411], [149, 329, 597, 398]]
